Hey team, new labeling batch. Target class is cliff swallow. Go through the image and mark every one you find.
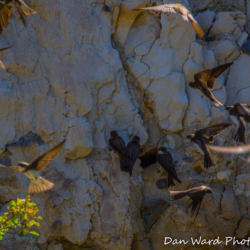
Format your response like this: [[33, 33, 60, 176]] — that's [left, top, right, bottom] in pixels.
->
[[170, 185, 213, 222], [226, 103, 250, 144], [133, 3, 204, 38], [0, 140, 65, 193], [125, 136, 140, 176], [189, 62, 234, 107], [187, 123, 232, 169], [0, 46, 10, 51], [109, 131, 128, 172], [156, 147, 181, 187], [0, 0, 36, 33]]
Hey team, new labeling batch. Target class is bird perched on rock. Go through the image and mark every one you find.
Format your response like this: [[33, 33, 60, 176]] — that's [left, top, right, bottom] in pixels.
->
[[0, 46, 10, 51], [109, 131, 128, 172], [226, 103, 250, 144], [125, 136, 140, 176], [0, 0, 36, 33], [189, 62, 234, 107], [156, 147, 181, 187], [187, 123, 232, 169], [170, 185, 213, 222], [0, 140, 65, 193], [133, 3, 204, 38]]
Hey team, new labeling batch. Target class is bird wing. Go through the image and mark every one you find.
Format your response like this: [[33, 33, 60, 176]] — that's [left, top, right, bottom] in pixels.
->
[[156, 153, 181, 183], [198, 123, 232, 138], [187, 13, 205, 38], [194, 70, 212, 88], [235, 116, 246, 144], [235, 103, 250, 117], [109, 136, 126, 156], [0, 4, 11, 33], [188, 188, 206, 222], [170, 190, 189, 201], [26, 140, 65, 172], [207, 62, 234, 89], [208, 143, 250, 154], [126, 142, 140, 176], [12, 0, 28, 26], [0, 46, 11, 52], [133, 4, 176, 14]]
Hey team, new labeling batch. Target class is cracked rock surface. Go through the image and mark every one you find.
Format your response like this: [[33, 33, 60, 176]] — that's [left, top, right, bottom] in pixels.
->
[[0, 0, 250, 249]]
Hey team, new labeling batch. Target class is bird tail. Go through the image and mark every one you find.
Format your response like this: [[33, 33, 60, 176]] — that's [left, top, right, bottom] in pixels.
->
[[188, 14, 204, 38], [208, 91, 223, 107], [28, 178, 54, 193], [168, 175, 175, 187], [170, 190, 189, 201], [235, 127, 246, 144], [204, 152, 215, 169]]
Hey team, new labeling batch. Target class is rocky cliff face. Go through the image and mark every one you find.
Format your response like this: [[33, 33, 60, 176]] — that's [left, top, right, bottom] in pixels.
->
[[0, 0, 250, 249]]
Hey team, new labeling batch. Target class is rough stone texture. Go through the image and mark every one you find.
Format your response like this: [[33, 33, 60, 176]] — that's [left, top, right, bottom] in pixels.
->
[[0, 0, 250, 250]]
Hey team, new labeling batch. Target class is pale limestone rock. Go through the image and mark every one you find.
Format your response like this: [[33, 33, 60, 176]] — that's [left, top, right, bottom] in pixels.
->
[[210, 13, 237, 36], [217, 170, 232, 182], [63, 119, 93, 160], [226, 54, 250, 105], [209, 40, 236, 62], [195, 10, 215, 31], [237, 32, 249, 47], [147, 72, 188, 131]]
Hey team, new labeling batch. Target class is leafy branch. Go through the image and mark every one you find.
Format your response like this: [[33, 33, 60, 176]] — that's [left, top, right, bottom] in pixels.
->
[[0, 195, 42, 239]]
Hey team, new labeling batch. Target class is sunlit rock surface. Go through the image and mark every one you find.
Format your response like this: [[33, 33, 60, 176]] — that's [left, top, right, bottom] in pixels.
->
[[0, 0, 250, 249]]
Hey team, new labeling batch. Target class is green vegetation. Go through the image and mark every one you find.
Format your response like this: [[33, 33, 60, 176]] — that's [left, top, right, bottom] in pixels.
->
[[0, 195, 42, 239]]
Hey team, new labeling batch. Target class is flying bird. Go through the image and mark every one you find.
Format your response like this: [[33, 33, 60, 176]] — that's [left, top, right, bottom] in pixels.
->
[[125, 136, 140, 176], [170, 185, 213, 222], [0, 0, 36, 34], [226, 103, 250, 144], [156, 147, 181, 187], [208, 144, 250, 163], [189, 62, 234, 107], [109, 131, 128, 172], [0, 46, 10, 52], [187, 123, 232, 169], [0, 140, 65, 193], [133, 3, 204, 38]]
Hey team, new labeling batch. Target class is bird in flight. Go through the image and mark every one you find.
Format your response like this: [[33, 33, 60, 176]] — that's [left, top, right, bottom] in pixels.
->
[[109, 131, 128, 172], [133, 3, 204, 38], [170, 185, 213, 222], [189, 62, 234, 107], [208, 143, 250, 163], [226, 103, 250, 144], [0, 140, 65, 193], [0, 0, 36, 33], [125, 136, 140, 176], [187, 123, 232, 169], [156, 147, 181, 187]]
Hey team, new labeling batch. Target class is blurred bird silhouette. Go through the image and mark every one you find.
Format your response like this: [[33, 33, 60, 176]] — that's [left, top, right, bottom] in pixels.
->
[[0, 0, 36, 33], [170, 185, 213, 222], [0, 140, 65, 193], [133, 3, 204, 38]]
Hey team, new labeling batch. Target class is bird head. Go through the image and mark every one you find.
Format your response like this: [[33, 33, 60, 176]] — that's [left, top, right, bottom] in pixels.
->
[[110, 131, 118, 138], [189, 81, 196, 88], [158, 147, 167, 154], [12, 162, 29, 172], [187, 134, 195, 140], [132, 136, 140, 144], [225, 106, 233, 112]]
